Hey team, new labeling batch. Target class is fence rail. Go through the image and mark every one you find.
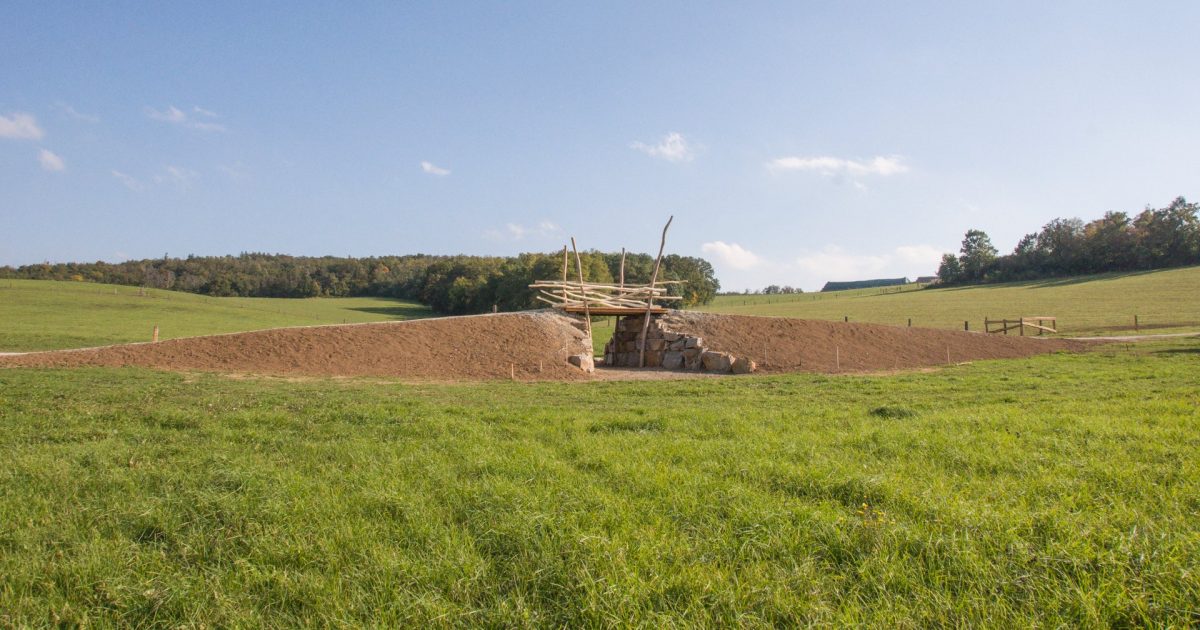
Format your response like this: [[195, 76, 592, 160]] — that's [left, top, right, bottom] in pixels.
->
[[984, 317, 1058, 335]]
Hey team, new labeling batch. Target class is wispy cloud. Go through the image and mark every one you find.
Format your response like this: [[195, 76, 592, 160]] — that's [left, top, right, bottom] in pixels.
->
[[155, 165, 200, 189], [420, 161, 450, 176], [768, 155, 908, 176], [0, 112, 44, 140], [701, 241, 765, 270], [483, 221, 562, 241], [218, 162, 249, 180], [630, 132, 695, 162], [38, 149, 65, 172], [111, 170, 145, 191], [54, 102, 100, 123], [146, 105, 226, 132]]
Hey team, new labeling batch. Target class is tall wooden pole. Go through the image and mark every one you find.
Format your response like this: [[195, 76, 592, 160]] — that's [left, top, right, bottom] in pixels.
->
[[560, 246, 569, 303], [618, 248, 626, 291], [571, 237, 592, 338], [638, 216, 673, 367]]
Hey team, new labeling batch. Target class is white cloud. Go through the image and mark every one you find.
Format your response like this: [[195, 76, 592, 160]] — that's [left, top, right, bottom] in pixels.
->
[[38, 149, 65, 172], [0, 112, 44, 140], [111, 170, 145, 191], [793, 244, 942, 282], [630, 132, 695, 162], [146, 105, 226, 132], [421, 161, 450, 176], [483, 220, 562, 241], [893, 244, 944, 266], [701, 241, 765, 270], [54, 102, 100, 123], [768, 155, 908, 176], [155, 165, 200, 189], [148, 105, 187, 123]]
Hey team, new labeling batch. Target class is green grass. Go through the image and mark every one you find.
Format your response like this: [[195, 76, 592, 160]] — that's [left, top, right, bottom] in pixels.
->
[[0, 279, 432, 352], [2, 340, 1198, 626], [699, 266, 1200, 336]]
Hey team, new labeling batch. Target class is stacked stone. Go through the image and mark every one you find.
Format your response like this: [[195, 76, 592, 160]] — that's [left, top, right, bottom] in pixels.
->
[[603, 314, 756, 374]]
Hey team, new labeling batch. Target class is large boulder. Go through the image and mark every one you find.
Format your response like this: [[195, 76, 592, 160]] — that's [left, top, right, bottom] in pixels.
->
[[701, 350, 734, 373]]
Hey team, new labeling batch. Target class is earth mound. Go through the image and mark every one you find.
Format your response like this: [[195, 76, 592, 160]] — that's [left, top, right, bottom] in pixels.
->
[[0, 311, 593, 381], [1, 310, 1093, 381], [659, 311, 1090, 373]]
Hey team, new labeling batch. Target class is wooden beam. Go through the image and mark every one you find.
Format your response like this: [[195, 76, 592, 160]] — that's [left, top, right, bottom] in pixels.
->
[[571, 237, 592, 339], [639, 215, 673, 367]]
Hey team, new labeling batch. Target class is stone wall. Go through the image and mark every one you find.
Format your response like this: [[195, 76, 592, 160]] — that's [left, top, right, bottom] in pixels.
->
[[603, 314, 755, 374]]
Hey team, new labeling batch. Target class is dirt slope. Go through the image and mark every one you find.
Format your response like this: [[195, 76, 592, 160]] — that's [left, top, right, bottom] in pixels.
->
[[0, 310, 1094, 381], [0, 311, 592, 381], [661, 312, 1090, 373]]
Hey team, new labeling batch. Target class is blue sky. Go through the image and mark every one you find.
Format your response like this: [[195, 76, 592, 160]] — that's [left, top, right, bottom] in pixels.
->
[[2, 2, 1197, 291]]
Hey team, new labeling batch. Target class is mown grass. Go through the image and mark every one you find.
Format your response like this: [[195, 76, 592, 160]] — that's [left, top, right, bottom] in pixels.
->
[[700, 266, 1200, 336], [0, 279, 432, 352], [1, 340, 1198, 626]]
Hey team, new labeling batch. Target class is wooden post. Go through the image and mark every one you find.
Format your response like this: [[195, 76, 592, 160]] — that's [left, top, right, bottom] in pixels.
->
[[510, 363, 515, 380], [618, 247, 625, 291], [561, 246, 569, 303], [152, 325, 159, 343], [1020, 318, 1025, 336], [907, 318, 911, 327], [570, 238, 592, 338], [835, 346, 840, 371], [1134, 314, 1139, 331], [638, 216, 673, 367], [844, 316, 849, 323], [946, 347, 951, 365], [964, 320, 969, 331]]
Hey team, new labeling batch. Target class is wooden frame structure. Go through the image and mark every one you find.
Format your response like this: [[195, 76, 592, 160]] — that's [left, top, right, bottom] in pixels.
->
[[531, 216, 680, 367], [985, 316, 1058, 336]]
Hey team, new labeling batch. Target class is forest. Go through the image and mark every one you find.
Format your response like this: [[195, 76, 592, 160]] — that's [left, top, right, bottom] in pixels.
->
[[937, 196, 1200, 285], [0, 250, 720, 315]]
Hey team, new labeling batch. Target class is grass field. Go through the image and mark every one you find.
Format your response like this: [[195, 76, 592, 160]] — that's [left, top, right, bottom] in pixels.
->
[[1, 340, 1197, 626], [699, 266, 1200, 336], [0, 280, 431, 352]]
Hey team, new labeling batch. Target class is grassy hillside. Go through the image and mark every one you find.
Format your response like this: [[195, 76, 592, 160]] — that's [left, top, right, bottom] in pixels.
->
[[1, 339, 1197, 626], [0, 279, 432, 352], [700, 266, 1200, 336]]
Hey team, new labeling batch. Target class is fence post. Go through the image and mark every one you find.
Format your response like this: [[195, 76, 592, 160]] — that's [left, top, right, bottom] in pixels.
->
[[964, 320, 969, 331]]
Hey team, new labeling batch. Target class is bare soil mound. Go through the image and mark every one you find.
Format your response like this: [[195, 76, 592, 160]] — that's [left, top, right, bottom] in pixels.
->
[[660, 312, 1091, 373], [1, 310, 1094, 381], [0, 311, 592, 381]]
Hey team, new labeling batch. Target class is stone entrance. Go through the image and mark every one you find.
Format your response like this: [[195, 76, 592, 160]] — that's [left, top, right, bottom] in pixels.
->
[[602, 314, 755, 374]]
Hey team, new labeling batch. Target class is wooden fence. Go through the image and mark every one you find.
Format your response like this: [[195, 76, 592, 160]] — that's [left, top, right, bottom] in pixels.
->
[[984, 316, 1058, 336]]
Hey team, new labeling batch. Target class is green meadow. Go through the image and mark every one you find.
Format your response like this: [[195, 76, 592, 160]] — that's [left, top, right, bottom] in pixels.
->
[[700, 265, 1200, 336], [0, 279, 431, 352], [2, 274, 1198, 625], [1, 339, 1198, 626]]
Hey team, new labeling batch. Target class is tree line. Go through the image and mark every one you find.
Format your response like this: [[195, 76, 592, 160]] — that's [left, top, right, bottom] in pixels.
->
[[937, 196, 1200, 285], [0, 251, 720, 315]]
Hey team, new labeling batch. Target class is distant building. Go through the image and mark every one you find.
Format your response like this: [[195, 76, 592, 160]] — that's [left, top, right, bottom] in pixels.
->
[[820, 277, 909, 292], [914, 275, 938, 284]]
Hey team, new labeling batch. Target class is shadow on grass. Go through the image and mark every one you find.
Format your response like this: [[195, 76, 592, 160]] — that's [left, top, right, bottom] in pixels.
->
[[346, 306, 433, 319], [1152, 347, 1200, 355], [924, 268, 1179, 293]]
